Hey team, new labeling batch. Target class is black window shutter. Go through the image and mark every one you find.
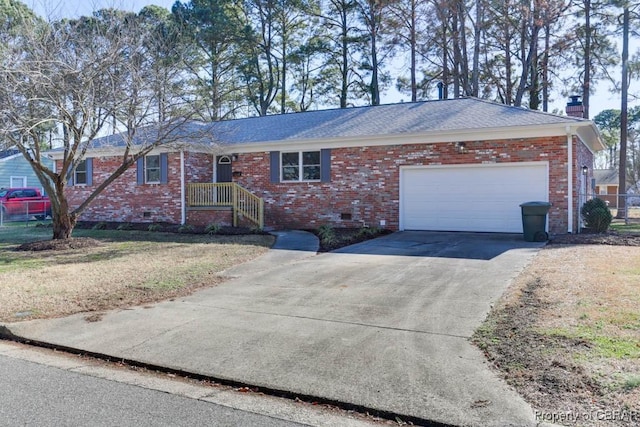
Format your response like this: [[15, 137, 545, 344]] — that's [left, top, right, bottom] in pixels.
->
[[86, 158, 93, 186], [320, 149, 331, 183], [160, 153, 168, 184], [270, 151, 280, 183], [136, 157, 144, 185]]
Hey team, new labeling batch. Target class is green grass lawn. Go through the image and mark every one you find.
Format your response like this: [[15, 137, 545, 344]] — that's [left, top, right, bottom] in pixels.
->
[[610, 221, 640, 234]]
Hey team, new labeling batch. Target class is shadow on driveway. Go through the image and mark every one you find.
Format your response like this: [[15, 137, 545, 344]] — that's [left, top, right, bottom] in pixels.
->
[[333, 231, 545, 260]]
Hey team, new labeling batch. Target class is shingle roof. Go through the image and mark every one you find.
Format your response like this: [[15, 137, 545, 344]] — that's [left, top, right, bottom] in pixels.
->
[[594, 169, 619, 186], [0, 149, 20, 160], [207, 98, 585, 145], [87, 121, 211, 148], [77, 97, 593, 151]]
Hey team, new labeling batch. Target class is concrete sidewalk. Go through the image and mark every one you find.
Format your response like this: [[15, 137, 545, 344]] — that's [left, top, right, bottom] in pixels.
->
[[1, 231, 545, 427]]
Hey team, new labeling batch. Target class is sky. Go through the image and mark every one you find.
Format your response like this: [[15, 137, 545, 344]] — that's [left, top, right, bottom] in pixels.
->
[[27, 0, 639, 119]]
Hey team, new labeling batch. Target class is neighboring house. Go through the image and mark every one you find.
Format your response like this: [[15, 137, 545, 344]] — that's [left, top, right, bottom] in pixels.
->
[[593, 169, 619, 208], [0, 149, 52, 192], [50, 97, 604, 235]]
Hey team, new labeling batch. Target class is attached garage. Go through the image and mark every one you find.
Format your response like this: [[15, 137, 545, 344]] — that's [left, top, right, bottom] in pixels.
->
[[400, 162, 549, 233]]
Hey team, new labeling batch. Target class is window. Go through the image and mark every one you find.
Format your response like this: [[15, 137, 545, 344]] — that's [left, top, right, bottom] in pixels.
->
[[281, 151, 321, 182], [145, 155, 161, 183], [136, 154, 167, 185], [69, 158, 92, 186], [75, 160, 87, 185], [599, 186, 607, 195], [10, 176, 27, 187], [270, 149, 330, 183]]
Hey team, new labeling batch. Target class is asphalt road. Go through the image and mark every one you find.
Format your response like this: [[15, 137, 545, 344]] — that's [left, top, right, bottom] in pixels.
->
[[0, 354, 304, 427]]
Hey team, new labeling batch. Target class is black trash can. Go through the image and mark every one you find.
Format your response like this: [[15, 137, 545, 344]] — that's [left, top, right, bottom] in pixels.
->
[[520, 201, 551, 242]]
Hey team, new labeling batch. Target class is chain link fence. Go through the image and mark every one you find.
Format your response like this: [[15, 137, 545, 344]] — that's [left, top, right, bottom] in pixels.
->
[[0, 200, 52, 227], [580, 192, 640, 226]]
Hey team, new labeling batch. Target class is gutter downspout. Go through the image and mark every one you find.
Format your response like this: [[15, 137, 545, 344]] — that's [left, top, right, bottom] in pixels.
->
[[566, 126, 573, 233], [180, 150, 186, 225]]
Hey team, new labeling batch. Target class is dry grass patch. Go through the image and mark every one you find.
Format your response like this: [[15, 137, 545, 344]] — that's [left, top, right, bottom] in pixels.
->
[[0, 229, 274, 322], [474, 243, 640, 426]]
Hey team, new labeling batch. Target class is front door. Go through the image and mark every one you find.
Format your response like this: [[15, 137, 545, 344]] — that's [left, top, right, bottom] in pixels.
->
[[216, 156, 232, 183], [215, 156, 233, 205]]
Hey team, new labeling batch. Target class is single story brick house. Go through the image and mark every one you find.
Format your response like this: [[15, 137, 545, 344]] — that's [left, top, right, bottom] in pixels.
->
[[51, 98, 604, 235]]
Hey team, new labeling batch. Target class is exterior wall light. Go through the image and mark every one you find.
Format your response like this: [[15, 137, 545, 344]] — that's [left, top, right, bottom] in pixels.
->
[[455, 142, 469, 154]]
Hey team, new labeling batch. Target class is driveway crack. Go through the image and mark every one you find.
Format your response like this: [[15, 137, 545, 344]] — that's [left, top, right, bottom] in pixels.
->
[[183, 302, 469, 339]]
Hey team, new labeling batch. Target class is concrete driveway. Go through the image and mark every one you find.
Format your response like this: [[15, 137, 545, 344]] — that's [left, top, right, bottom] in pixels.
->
[[3, 231, 545, 426]]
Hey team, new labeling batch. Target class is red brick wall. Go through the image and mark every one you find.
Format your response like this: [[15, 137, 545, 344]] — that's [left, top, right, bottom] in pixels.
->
[[186, 208, 232, 227], [62, 152, 212, 224], [62, 136, 587, 234], [233, 136, 576, 234]]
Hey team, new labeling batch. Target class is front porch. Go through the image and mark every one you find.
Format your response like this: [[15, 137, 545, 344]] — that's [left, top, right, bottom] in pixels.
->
[[186, 183, 264, 229]]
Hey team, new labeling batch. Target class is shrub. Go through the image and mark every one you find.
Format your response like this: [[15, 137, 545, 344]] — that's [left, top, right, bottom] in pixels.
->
[[249, 225, 264, 234], [581, 198, 613, 233], [147, 223, 162, 232], [92, 222, 107, 230], [205, 223, 221, 235], [356, 226, 381, 237], [116, 222, 132, 231], [178, 224, 195, 234], [317, 224, 336, 244]]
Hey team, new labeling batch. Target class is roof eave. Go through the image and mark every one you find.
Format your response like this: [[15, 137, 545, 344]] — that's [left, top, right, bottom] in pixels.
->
[[221, 122, 603, 153], [45, 119, 606, 158]]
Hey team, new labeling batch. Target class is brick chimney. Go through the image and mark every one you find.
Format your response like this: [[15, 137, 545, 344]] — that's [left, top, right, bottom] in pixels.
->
[[566, 95, 584, 118]]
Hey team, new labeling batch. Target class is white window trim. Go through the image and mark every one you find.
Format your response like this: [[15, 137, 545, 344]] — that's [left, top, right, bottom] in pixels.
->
[[145, 155, 161, 184], [280, 151, 321, 183], [74, 160, 87, 186], [10, 176, 27, 187], [599, 186, 607, 195]]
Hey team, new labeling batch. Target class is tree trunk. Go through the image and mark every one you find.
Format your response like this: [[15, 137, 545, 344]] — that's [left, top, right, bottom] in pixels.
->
[[280, 13, 287, 114], [471, 0, 481, 97], [370, 23, 379, 105], [410, 0, 417, 102], [617, 6, 629, 219], [52, 210, 77, 240], [542, 22, 550, 112], [582, 0, 590, 119], [340, 5, 349, 108], [441, 6, 449, 99], [51, 186, 77, 240]]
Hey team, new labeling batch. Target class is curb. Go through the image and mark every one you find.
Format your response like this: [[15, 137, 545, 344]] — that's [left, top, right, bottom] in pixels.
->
[[0, 328, 454, 427]]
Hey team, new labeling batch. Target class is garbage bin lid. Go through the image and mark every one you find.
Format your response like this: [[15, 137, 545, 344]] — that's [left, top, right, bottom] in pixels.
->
[[520, 201, 552, 207]]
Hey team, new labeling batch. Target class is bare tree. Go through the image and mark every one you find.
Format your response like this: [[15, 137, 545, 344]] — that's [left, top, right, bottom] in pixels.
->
[[0, 11, 198, 240]]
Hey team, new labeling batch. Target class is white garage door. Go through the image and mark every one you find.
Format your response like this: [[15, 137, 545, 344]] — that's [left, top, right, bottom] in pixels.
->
[[400, 162, 548, 232]]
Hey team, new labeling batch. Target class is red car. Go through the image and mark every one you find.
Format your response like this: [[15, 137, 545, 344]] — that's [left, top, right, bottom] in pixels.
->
[[0, 187, 52, 220]]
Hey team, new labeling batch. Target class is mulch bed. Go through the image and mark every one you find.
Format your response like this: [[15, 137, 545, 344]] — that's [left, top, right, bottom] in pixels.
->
[[16, 237, 103, 252], [13, 221, 269, 252], [310, 228, 393, 252], [74, 221, 266, 235]]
